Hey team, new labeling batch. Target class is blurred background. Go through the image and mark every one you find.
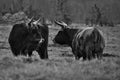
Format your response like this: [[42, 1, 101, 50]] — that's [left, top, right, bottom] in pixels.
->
[[0, 0, 120, 24]]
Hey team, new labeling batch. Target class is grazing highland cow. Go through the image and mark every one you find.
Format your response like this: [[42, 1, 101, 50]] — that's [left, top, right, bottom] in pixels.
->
[[53, 21, 105, 60], [8, 17, 49, 59]]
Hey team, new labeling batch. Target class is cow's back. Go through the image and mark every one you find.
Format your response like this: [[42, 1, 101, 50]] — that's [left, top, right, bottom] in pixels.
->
[[9, 23, 28, 43], [8, 23, 28, 56], [72, 27, 105, 60], [92, 27, 105, 52]]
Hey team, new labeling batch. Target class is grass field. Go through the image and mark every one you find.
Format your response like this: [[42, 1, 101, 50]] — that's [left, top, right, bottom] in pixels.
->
[[0, 23, 120, 80]]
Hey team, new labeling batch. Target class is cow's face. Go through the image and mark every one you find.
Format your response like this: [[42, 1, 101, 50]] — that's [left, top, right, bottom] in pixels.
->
[[53, 20, 79, 46], [53, 20, 72, 45], [27, 22, 44, 46], [53, 28, 70, 45]]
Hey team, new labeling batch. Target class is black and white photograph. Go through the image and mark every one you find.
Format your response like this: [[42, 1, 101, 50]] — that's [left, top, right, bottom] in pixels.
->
[[0, 0, 120, 80]]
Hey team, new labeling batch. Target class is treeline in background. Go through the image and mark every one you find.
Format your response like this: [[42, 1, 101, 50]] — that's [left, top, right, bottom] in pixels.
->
[[0, 0, 120, 24]]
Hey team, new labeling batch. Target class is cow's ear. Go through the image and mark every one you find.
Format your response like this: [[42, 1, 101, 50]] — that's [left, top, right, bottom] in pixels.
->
[[36, 17, 44, 26], [54, 20, 67, 29]]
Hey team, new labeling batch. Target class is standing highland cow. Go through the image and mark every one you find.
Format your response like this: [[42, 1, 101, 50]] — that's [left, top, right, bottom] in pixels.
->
[[53, 21, 105, 60], [8, 17, 49, 59], [72, 27, 105, 60]]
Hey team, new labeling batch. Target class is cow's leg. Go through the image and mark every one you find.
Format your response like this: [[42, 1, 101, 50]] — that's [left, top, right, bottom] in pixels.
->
[[72, 49, 78, 60], [97, 52, 103, 60], [83, 55, 87, 60], [75, 57, 79, 60], [86, 52, 89, 60], [37, 49, 48, 59], [28, 51, 32, 57], [37, 44, 48, 59], [96, 48, 103, 60], [88, 50, 92, 60], [10, 44, 19, 56], [97, 53, 102, 60], [23, 51, 33, 63], [21, 47, 27, 56], [72, 49, 81, 60], [13, 51, 20, 56], [83, 52, 87, 60], [41, 48, 48, 59], [12, 48, 20, 56], [92, 52, 96, 58], [84, 46, 91, 60], [75, 54, 79, 60]]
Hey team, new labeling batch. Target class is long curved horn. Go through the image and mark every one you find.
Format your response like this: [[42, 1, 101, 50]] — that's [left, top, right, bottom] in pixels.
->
[[60, 21, 68, 26], [29, 16, 34, 23], [54, 20, 67, 29]]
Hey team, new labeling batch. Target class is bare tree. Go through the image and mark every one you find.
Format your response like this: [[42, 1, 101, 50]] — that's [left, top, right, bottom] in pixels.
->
[[18, 0, 24, 11], [56, 0, 72, 24], [1, 4, 8, 15], [85, 4, 102, 26]]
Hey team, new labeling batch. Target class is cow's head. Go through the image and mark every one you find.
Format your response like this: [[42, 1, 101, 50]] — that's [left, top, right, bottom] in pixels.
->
[[27, 17, 44, 46], [53, 20, 78, 46]]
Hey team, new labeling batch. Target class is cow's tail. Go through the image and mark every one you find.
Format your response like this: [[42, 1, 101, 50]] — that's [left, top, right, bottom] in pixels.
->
[[92, 27, 105, 49]]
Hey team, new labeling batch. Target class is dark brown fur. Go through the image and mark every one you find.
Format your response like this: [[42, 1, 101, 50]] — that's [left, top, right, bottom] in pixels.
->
[[72, 27, 105, 60], [8, 22, 49, 59]]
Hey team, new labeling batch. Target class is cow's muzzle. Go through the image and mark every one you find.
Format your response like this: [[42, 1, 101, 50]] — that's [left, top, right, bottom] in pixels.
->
[[35, 38, 44, 50], [32, 38, 44, 44], [39, 38, 44, 44]]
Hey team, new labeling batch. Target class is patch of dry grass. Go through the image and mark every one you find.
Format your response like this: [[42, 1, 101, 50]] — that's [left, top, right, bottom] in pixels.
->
[[0, 24, 120, 80]]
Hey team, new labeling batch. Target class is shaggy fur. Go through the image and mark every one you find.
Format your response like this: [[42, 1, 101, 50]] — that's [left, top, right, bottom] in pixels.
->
[[8, 22, 49, 59], [72, 27, 105, 60]]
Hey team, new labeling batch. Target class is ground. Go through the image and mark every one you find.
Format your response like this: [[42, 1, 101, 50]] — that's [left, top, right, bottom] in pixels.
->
[[0, 23, 120, 80]]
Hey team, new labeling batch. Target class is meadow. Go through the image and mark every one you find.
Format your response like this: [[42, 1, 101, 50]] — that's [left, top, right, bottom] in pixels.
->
[[0, 23, 120, 80]]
